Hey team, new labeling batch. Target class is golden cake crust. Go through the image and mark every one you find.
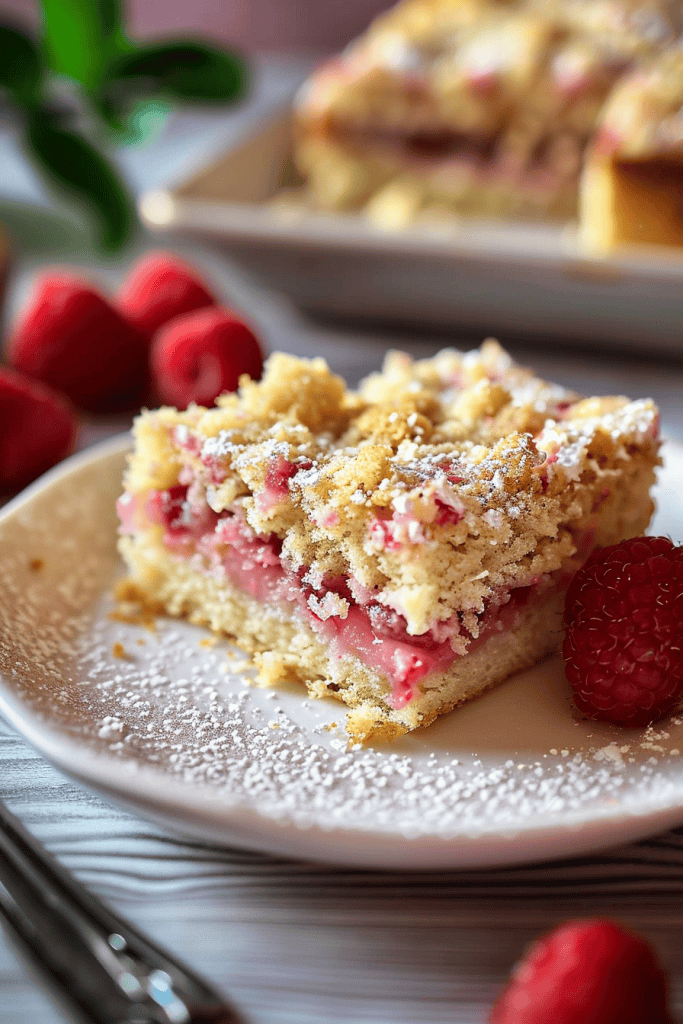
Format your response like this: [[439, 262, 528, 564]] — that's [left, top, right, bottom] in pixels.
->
[[580, 51, 683, 250]]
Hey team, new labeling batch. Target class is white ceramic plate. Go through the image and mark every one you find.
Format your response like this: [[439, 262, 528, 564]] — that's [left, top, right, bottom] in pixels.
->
[[1, 434, 682, 870], [139, 107, 683, 354]]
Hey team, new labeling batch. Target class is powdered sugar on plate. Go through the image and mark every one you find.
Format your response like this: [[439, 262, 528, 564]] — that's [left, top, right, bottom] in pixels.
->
[[37, 600, 678, 839]]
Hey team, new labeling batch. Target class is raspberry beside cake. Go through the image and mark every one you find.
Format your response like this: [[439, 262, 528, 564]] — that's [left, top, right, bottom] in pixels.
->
[[117, 342, 659, 743]]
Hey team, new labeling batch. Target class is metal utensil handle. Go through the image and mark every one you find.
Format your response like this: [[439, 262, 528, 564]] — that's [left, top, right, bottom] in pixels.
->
[[0, 892, 141, 1024], [0, 796, 240, 1024]]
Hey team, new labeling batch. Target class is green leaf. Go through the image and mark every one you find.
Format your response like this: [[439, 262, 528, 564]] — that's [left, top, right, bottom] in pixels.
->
[[98, 0, 124, 39], [92, 92, 129, 135], [0, 24, 43, 105], [92, 91, 171, 142], [108, 41, 245, 102], [125, 98, 171, 142], [25, 110, 134, 249], [39, 0, 126, 90]]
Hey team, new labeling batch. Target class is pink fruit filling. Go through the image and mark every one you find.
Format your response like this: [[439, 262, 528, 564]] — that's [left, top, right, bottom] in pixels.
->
[[118, 485, 580, 710]]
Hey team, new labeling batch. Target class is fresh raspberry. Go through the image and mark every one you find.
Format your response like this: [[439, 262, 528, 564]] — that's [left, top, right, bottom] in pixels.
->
[[0, 367, 78, 492], [117, 252, 216, 339], [490, 919, 673, 1024], [563, 536, 683, 726], [150, 307, 264, 409], [6, 273, 148, 412]]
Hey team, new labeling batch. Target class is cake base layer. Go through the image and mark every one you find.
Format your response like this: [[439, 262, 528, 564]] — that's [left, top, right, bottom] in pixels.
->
[[295, 133, 579, 228], [119, 533, 566, 744]]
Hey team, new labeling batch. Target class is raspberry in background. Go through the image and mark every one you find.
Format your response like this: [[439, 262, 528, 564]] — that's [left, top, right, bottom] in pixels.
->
[[6, 273, 149, 412], [151, 307, 264, 409], [563, 536, 683, 726], [0, 367, 78, 492], [489, 919, 673, 1024], [117, 252, 216, 339]]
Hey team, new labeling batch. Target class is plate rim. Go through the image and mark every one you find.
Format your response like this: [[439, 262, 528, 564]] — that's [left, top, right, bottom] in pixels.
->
[[2, 434, 683, 870]]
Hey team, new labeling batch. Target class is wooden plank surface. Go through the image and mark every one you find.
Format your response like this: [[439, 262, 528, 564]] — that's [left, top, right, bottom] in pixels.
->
[[4, 719, 683, 1024]]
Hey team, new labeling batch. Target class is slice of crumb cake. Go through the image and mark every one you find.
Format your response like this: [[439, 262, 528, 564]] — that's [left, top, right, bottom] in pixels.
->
[[117, 341, 659, 743]]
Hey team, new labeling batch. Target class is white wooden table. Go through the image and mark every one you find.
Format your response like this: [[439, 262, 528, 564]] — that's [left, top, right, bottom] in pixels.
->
[[2, 55, 683, 1024]]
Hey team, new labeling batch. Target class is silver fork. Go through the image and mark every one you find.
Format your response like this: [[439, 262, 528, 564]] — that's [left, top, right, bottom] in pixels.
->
[[0, 794, 242, 1024]]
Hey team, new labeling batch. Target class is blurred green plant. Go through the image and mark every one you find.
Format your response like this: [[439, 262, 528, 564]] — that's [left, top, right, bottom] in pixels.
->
[[0, 2, 245, 249]]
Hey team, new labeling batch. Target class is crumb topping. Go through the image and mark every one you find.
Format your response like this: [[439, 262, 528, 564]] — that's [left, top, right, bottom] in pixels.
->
[[123, 340, 659, 636]]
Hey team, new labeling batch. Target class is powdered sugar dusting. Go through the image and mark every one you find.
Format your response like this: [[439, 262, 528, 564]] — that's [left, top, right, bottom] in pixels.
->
[[43, 604, 683, 835]]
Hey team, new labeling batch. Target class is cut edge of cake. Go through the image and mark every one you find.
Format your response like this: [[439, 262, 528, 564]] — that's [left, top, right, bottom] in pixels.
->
[[579, 52, 683, 253]]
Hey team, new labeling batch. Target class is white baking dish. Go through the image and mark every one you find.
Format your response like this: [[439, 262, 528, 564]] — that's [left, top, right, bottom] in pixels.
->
[[139, 106, 683, 354]]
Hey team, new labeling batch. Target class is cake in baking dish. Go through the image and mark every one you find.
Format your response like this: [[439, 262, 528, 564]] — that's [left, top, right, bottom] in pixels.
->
[[293, 0, 683, 243], [579, 49, 683, 251], [117, 342, 660, 743]]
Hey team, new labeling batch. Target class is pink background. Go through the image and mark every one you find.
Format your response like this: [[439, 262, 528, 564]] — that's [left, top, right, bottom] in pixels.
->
[[0, 0, 388, 51]]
